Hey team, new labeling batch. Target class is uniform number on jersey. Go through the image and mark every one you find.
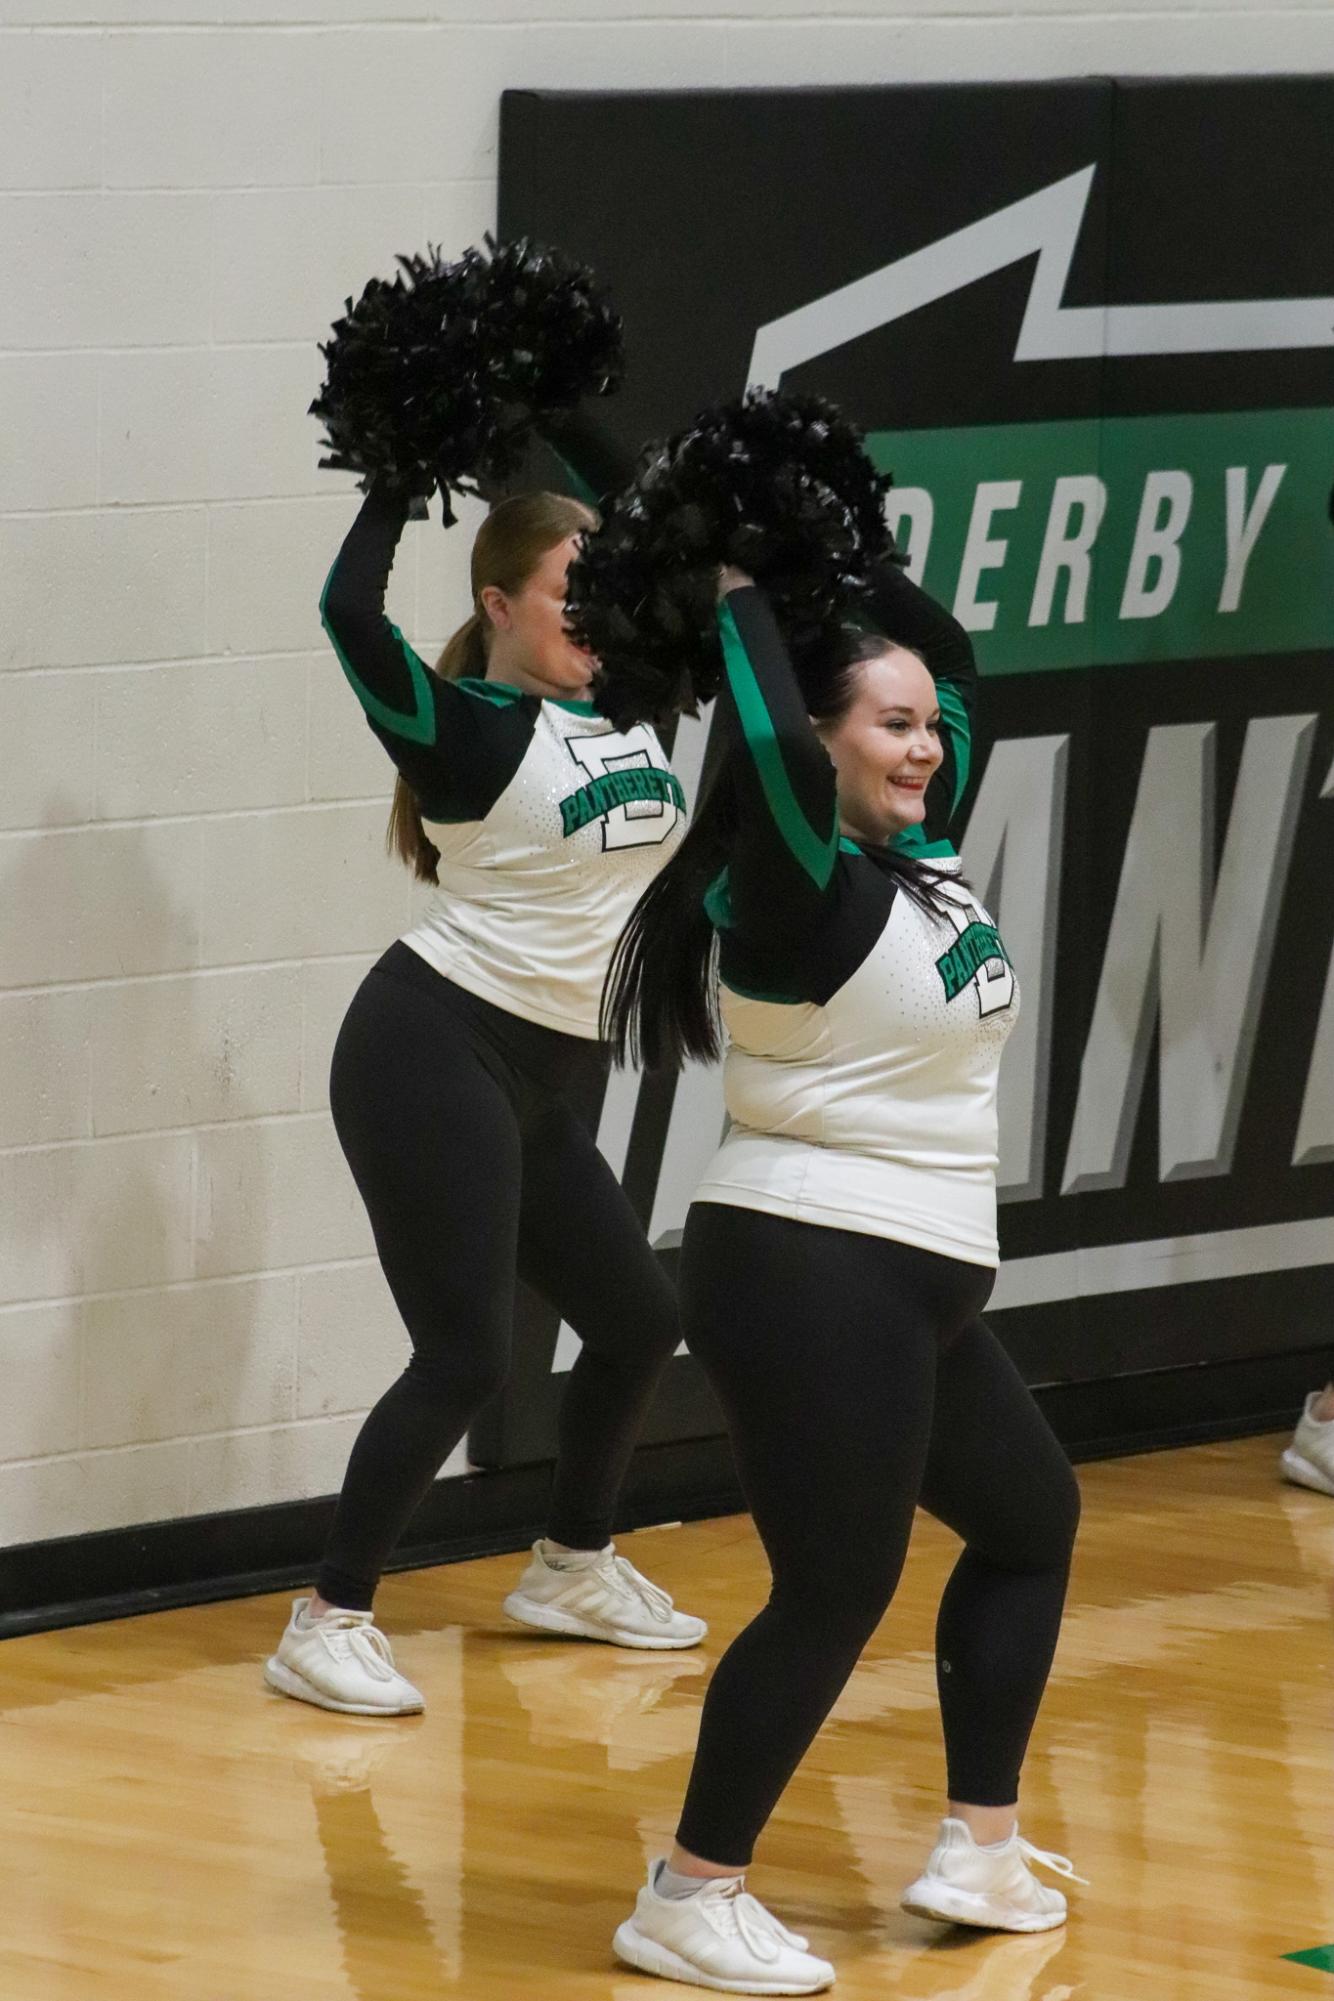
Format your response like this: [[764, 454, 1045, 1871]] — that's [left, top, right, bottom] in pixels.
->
[[934, 894, 1016, 1017], [561, 737, 685, 852]]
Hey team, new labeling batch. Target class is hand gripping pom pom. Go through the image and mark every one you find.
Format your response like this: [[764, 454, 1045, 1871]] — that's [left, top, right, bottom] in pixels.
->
[[564, 389, 895, 729], [310, 238, 623, 524]]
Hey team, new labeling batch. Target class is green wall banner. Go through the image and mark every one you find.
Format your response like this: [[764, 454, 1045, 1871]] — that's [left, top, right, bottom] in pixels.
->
[[869, 408, 1334, 673]]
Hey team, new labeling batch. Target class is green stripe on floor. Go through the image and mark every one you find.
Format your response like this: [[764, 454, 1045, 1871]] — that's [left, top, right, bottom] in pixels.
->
[[1284, 1946, 1334, 1973]]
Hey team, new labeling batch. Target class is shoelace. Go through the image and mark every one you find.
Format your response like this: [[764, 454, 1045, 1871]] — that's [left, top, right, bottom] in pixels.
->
[[1016, 1837, 1089, 1888], [702, 1880, 807, 1962], [600, 1552, 675, 1623], [315, 1614, 398, 1683]]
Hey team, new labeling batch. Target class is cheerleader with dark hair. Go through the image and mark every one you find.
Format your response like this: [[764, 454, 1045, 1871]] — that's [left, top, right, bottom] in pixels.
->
[[576, 405, 1082, 1989]]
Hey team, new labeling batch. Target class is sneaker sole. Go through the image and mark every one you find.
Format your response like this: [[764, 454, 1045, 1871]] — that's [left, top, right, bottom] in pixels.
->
[[612, 1918, 833, 1994], [900, 1880, 1066, 1934], [263, 1655, 424, 1716], [1280, 1447, 1334, 1497], [502, 1590, 706, 1651]]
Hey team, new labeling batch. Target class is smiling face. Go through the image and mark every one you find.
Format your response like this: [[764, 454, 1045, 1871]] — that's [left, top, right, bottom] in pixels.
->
[[480, 534, 597, 699], [813, 645, 944, 846]]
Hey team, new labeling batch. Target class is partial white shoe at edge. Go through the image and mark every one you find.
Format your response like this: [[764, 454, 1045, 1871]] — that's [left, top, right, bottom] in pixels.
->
[[263, 1597, 425, 1715], [1280, 1396, 1334, 1496], [900, 1817, 1086, 1933], [613, 1862, 835, 1995], [503, 1541, 708, 1650]]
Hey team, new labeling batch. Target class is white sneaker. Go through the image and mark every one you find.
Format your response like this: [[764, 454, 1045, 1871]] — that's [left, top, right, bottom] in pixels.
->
[[503, 1542, 707, 1650], [613, 1860, 835, 1995], [900, 1818, 1085, 1933], [263, 1598, 424, 1715], [1280, 1395, 1334, 1496]]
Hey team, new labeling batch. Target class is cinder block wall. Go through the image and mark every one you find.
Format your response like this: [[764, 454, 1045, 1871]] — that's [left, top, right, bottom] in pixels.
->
[[3, 0, 1331, 1548]]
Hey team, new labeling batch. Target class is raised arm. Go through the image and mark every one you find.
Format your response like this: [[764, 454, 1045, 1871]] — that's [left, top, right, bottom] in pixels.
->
[[865, 558, 977, 847], [711, 578, 840, 943], [319, 484, 534, 823]]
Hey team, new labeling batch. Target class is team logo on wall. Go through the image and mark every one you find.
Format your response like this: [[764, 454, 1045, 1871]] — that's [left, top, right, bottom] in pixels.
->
[[474, 75, 1334, 1470]]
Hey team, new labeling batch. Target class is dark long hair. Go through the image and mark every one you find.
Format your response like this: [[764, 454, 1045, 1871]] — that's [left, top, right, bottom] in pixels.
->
[[387, 491, 598, 882], [601, 624, 959, 1071]]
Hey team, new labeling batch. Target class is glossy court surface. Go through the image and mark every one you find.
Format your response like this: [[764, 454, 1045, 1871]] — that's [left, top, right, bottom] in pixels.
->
[[3, 1433, 1331, 2000]]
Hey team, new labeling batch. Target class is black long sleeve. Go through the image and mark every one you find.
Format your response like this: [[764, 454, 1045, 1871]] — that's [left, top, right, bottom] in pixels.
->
[[711, 584, 841, 952], [319, 486, 536, 823]]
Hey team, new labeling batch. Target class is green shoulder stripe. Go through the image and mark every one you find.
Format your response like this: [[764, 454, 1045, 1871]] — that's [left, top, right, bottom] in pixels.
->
[[719, 599, 837, 892], [548, 446, 600, 509], [890, 826, 959, 861], [320, 564, 437, 747], [457, 677, 594, 716], [845, 830, 960, 861], [704, 866, 735, 931], [936, 681, 971, 813], [455, 676, 528, 707]]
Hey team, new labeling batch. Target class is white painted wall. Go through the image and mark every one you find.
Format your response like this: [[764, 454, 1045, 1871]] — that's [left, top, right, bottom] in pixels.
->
[[3, 0, 1332, 1549]]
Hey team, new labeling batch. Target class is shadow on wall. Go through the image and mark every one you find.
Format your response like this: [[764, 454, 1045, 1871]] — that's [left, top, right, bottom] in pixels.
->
[[0, 797, 275, 1544]]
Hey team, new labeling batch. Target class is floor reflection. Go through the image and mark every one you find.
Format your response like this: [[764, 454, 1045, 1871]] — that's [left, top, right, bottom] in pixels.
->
[[1, 1442, 1331, 1998]]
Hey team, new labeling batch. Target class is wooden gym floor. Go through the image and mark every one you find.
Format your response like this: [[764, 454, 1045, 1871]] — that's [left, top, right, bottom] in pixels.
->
[[2, 1432, 1331, 2001]]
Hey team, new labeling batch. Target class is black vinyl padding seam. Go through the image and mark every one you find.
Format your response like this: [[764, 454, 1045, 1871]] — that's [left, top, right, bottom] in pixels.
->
[[0, 1351, 1320, 1641]]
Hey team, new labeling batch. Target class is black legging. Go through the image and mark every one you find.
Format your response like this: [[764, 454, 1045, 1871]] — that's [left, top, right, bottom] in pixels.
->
[[674, 1203, 1080, 1868], [315, 943, 681, 1610]]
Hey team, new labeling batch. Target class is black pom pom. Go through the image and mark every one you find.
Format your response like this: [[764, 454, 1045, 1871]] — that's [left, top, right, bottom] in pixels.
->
[[455, 237, 623, 419], [310, 237, 623, 524], [565, 389, 893, 728]]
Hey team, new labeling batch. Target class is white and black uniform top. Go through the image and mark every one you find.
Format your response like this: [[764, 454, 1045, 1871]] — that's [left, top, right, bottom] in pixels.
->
[[320, 486, 686, 1039], [694, 572, 1019, 1267]]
